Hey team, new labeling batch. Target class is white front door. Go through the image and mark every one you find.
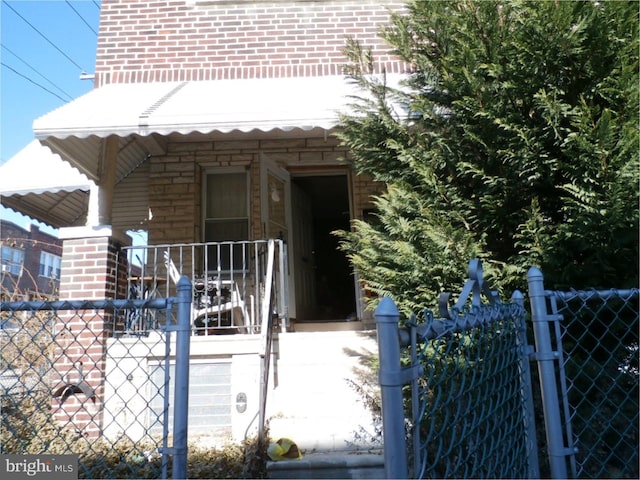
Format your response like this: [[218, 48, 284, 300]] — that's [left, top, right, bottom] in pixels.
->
[[260, 154, 295, 318]]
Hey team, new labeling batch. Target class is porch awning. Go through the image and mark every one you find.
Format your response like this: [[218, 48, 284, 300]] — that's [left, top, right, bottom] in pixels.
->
[[0, 140, 93, 228], [32, 76, 378, 182]]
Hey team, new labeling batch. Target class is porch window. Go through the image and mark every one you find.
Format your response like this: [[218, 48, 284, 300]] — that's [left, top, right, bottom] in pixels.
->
[[204, 171, 249, 272], [1, 246, 24, 276]]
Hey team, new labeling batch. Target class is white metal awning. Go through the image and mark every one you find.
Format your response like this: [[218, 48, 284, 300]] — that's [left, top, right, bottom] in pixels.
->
[[32, 76, 378, 182], [0, 140, 93, 227]]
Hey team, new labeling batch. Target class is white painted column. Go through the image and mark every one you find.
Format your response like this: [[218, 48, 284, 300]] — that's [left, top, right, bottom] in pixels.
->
[[86, 135, 118, 227]]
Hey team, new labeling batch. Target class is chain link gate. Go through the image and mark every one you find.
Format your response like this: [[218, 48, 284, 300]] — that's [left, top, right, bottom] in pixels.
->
[[528, 268, 639, 479], [0, 277, 192, 479], [375, 260, 538, 479]]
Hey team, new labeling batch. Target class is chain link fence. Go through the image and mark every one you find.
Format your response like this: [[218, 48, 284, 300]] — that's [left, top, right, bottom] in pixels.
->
[[3, 253, 637, 479], [375, 260, 538, 479], [528, 273, 639, 479], [1, 293, 191, 479], [409, 302, 536, 478], [376, 261, 638, 479]]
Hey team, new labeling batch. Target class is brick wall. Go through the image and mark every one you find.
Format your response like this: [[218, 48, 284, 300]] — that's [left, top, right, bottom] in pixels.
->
[[352, 171, 383, 218], [148, 151, 199, 244], [58, 237, 124, 301], [95, 0, 407, 85], [52, 235, 129, 437], [146, 135, 377, 244]]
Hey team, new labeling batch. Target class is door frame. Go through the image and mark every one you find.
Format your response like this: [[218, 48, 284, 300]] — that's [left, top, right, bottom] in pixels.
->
[[288, 166, 363, 322]]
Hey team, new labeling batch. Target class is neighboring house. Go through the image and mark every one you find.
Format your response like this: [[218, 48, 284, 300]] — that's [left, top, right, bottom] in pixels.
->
[[0, 220, 62, 300], [0, 0, 408, 449]]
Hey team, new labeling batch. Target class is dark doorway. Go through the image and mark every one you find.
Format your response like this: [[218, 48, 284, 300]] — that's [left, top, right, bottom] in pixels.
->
[[291, 174, 356, 321]]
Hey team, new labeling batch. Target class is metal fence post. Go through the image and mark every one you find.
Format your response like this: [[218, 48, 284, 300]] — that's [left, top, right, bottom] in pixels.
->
[[375, 297, 408, 479], [527, 267, 568, 479], [512, 289, 541, 479], [172, 275, 192, 480]]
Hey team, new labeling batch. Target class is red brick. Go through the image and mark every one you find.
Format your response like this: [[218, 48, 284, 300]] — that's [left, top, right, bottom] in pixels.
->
[[95, 0, 406, 86]]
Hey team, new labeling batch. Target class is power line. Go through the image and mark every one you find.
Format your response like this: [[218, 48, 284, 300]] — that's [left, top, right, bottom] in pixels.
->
[[4, 2, 85, 72], [1, 63, 68, 103], [65, 1, 98, 36], [93, 1, 100, 10], [1, 45, 73, 101]]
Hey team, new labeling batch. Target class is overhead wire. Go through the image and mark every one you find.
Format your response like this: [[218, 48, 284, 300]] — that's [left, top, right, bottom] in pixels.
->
[[1, 45, 73, 101], [3, 1, 86, 72], [65, 1, 98, 36], [1, 1, 99, 101], [1, 63, 68, 103]]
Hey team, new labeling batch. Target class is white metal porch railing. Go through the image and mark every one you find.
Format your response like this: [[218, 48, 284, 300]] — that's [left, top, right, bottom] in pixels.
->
[[117, 239, 288, 336]]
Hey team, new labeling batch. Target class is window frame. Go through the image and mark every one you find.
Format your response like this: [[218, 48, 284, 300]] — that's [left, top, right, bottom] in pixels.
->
[[202, 167, 251, 273], [39, 251, 62, 280], [202, 167, 250, 243]]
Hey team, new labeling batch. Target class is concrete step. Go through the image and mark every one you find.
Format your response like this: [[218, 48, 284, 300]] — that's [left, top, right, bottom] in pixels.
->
[[266, 330, 381, 454], [267, 452, 385, 479]]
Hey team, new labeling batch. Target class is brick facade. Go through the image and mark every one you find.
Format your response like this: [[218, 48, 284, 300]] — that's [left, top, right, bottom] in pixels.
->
[[147, 135, 383, 245], [58, 236, 128, 301], [95, 0, 407, 86], [51, 234, 129, 436], [57, 0, 398, 315], [48, 0, 399, 438], [148, 136, 372, 244], [92, 0, 400, 247]]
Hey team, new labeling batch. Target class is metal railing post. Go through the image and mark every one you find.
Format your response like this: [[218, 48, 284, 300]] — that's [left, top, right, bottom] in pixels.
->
[[172, 275, 192, 480], [258, 239, 276, 441], [527, 267, 568, 479], [375, 297, 408, 479]]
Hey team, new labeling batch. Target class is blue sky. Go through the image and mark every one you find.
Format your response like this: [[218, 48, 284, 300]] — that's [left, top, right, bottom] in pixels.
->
[[1, 0, 101, 234]]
